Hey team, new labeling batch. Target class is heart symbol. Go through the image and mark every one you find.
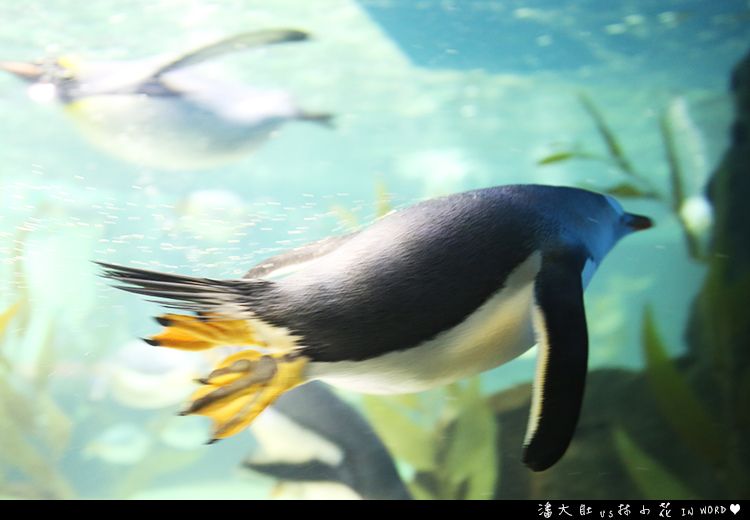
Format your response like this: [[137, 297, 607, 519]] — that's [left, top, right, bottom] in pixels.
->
[[731, 504, 740, 515]]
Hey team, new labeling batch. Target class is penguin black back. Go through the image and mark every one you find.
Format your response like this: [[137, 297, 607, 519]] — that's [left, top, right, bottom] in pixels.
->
[[249, 186, 571, 363]]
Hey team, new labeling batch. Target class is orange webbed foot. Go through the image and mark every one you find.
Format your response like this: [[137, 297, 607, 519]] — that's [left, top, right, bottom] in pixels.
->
[[144, 313, 259, 351], [182, 350, 308, 440]]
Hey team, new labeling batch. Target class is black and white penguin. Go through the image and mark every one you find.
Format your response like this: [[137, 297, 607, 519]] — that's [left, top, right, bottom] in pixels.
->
[[98, 184, 652, 471], [243, 381, 411, 500], [0, 29, 332, 170]]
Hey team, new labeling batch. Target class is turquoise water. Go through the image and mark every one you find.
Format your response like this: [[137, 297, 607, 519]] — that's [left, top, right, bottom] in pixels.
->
[[0, 0, 746, 499]]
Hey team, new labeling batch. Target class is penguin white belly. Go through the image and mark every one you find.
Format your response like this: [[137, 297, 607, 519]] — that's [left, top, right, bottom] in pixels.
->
[[248, 407, 343, 466], [66, 96, 277, 169], [307, 252, 542, 394]]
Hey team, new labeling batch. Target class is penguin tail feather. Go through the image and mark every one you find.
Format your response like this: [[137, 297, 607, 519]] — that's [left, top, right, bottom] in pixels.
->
[[96, 261, 272, 351], [96, 261, 272, 314], [97, 261, 310, 442]]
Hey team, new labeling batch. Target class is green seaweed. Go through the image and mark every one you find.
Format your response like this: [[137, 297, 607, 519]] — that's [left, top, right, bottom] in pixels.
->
[[0, 299, 23, 334], [738, 365, 750, 433], [658, 109, 704, 260], [441, 379, 497, 500], [633, 260, 750, 498], [529, 56, 750, 500], [628, 52, 750, 500], [362, 378, 498, 500], [538, 92, 706, 262], [112, 441, 205, 499], [0, 301, 76, 500], [600, 182, 661, 199], [362, 394, 437, 472], [641, 306, 725, 468], [0, 179, 211, 499], [0, 299, 24, 371], [576, 91, 638, 177], [374, 177, 393, 220], [537, 151, 578, 165], [612, 427, 697, 500], [330, 177, 394, 230]]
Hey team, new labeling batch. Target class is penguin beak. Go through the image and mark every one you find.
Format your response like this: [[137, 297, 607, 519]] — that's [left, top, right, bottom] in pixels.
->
[[625, 213, 653, 231], [0, 61, 45, 83]]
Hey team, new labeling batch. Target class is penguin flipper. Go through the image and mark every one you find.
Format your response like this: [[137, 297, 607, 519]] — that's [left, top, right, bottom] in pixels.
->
[[153, 29, 310, 78], [242, 459, 343, 486], [522, 249, 589, 472]]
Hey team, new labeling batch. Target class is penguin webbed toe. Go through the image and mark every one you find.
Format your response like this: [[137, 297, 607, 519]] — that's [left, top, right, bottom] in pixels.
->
[[142, 312, 311, 438], [144, 312, 258, 351], [183, 350, 309, 440]]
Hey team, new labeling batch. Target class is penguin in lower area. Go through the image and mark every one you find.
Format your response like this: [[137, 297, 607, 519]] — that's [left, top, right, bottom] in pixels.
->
[[0, 29, 332, 170], [243, 381, 411, 500], [98, 184, 653, 472]]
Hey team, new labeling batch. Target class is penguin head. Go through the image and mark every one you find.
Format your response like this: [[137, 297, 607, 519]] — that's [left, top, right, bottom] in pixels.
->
[[0, 56, 81, 103], [573, 191, 653, 280], [544, 188, 652, 288], [603, 194, 653, 235], [1, 54, 155, 103]]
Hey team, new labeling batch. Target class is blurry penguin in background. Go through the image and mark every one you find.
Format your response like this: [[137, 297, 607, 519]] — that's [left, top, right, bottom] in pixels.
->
[[243, 381, 411, 500], [0, 29, 332, 170]]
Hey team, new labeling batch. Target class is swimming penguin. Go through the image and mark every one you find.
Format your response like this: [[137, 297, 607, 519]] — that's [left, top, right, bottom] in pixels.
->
[[97, 184, 653, 472], [0, 29, 332, 170], [243, 381, 411, 500], [91, 339, 206, 410]]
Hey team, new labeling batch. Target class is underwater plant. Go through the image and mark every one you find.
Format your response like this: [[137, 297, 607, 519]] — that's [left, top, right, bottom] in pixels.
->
[[620, 50, 750, 500], [361, 378, 497, 500], [535, 53, 750, 500], [0, 297, 76, 500], [538, 91, 709, 263], [0, 178, 223, 499]]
